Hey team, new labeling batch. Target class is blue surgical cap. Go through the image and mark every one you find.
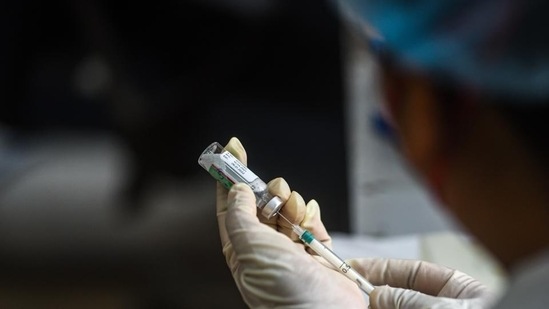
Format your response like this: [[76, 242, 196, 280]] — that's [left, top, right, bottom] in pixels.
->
[[339, 0, 549, 100]]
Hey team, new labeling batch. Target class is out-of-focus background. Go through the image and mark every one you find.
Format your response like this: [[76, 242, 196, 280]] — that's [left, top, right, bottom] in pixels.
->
[[0, 0, 506, 308]]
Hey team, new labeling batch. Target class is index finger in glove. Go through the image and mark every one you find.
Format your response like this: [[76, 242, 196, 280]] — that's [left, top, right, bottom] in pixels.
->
[[216, 137, 247, 248], [265, 178, 332, 249], [257, 177, 292, 229], [258, 177, 305, 236], [348, 258, 487, 298]]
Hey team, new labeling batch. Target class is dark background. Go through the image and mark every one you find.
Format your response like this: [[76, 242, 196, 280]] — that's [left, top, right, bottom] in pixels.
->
[[0, 0, 348, 230], [0, 0, 348, 307]]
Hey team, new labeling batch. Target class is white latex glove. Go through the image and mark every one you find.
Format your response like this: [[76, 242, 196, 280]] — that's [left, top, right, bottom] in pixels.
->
[[348, 258, 496, 309], [216, 137, 366, 308]]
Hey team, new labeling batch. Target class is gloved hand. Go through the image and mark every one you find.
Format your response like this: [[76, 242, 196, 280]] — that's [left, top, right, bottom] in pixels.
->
[[216, 137, 366, 308], [348, 258, 496, 309], [215, 137, 493, 309]]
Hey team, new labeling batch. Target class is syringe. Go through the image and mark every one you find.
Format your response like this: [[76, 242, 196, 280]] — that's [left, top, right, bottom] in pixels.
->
[[278, 213, 375, 296]]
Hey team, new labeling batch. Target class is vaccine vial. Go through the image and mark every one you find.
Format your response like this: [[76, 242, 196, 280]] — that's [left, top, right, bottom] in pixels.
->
[[198, 142, 284, 219]]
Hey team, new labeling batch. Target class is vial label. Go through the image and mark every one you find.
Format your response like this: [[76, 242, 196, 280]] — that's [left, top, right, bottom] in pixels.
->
[[220, 151, 259, 183]]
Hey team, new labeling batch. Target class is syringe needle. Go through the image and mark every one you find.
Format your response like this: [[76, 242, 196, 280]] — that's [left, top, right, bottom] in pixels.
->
[[278, 213, 292, 225], [275, 213, 374, 295]]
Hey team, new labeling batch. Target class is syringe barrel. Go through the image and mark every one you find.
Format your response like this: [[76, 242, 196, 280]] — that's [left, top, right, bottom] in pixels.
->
[[198, 142, 283, 219], [301, 231, 375, 295]]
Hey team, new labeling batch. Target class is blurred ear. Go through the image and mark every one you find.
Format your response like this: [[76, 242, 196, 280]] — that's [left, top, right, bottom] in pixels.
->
[[384, 71, 443, 177], [381, 69, 453, 208]]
